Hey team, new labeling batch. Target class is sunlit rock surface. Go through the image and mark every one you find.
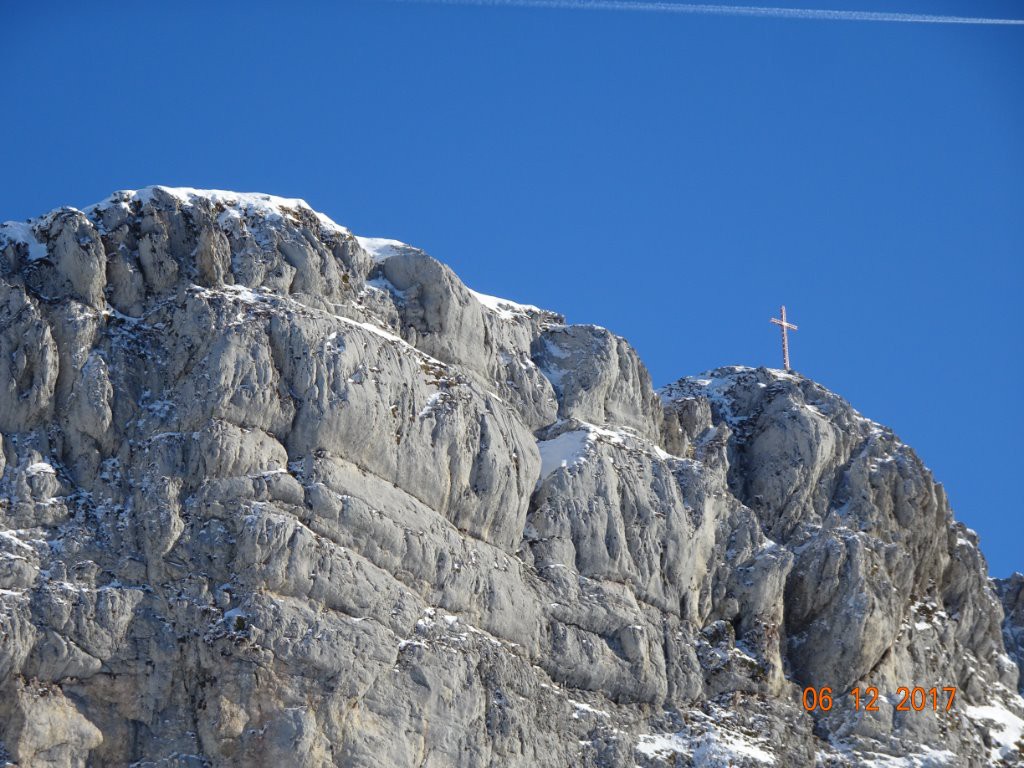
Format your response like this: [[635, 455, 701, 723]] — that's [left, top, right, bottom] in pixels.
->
[[0, 187, 1020, 767]]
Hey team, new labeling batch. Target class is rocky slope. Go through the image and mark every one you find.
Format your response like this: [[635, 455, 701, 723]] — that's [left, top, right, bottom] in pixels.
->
[[0, 186, 1020, 767]]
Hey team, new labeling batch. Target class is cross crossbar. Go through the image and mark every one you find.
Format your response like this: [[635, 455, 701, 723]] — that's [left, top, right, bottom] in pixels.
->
[[769, 305, 798, 370]]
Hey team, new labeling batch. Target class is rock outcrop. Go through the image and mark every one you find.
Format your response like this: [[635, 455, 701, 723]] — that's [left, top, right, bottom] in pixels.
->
[[998, 574, 1024, 695], [0, 187, 1020, 767]]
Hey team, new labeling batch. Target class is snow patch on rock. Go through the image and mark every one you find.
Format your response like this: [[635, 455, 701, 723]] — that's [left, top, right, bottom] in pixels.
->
[[355, 236, 409, 262], [0, 220, 49, 261], [469, 288, 544, 320], [636, 719, 776, 765], [965, 700, 1024, 762]]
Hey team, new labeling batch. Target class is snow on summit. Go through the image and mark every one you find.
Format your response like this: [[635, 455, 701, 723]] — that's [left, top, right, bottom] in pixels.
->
[[2, 185, 551, 321], [81, 186, 351, 233]]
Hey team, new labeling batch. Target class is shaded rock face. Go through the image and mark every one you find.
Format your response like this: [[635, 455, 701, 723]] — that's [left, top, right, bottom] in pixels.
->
[[0, 187, 1019, 768], [997, 574, 1024, 694]]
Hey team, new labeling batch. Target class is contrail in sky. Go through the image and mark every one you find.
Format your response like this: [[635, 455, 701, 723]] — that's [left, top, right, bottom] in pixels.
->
[[382, 0, 1024, 25]]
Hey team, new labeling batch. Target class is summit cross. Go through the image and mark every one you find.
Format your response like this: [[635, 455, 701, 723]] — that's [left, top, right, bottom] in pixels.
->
[[770, 305, 798, 371]]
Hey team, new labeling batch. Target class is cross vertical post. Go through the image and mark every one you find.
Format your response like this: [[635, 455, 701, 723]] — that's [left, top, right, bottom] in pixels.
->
[[770, 305, 798, 371]]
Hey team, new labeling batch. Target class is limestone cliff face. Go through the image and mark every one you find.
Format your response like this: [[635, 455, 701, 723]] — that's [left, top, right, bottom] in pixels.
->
[[0, 187, 1020, 768], [997, 575, 1024, 696]]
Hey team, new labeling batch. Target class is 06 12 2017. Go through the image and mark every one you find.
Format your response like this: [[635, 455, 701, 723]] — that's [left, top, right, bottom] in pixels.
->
[[801, 686, 957, 712]]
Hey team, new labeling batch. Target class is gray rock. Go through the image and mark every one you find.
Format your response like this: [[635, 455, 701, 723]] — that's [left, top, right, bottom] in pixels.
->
[[997, 573, 1024, 694], [0, 187, 1018, 767], [533, 324, 662, 440]]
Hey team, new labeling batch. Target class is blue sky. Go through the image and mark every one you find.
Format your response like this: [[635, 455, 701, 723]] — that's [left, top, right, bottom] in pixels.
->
[[2, 2, 1021, 575]]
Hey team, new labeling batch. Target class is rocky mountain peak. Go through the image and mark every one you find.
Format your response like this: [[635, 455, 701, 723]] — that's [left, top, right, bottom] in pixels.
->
[[0, 187, 1021, 767]]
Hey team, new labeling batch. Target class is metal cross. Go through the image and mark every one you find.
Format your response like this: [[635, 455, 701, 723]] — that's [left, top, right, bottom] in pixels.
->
[[770, 305, 798, 371]]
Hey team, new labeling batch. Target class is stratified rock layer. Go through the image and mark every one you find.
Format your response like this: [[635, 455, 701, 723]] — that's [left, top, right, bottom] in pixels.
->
[[0, 187, 1020, 768]]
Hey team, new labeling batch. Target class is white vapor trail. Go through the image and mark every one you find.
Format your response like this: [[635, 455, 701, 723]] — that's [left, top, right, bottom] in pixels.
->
[[383, 0, 1024, 25]]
